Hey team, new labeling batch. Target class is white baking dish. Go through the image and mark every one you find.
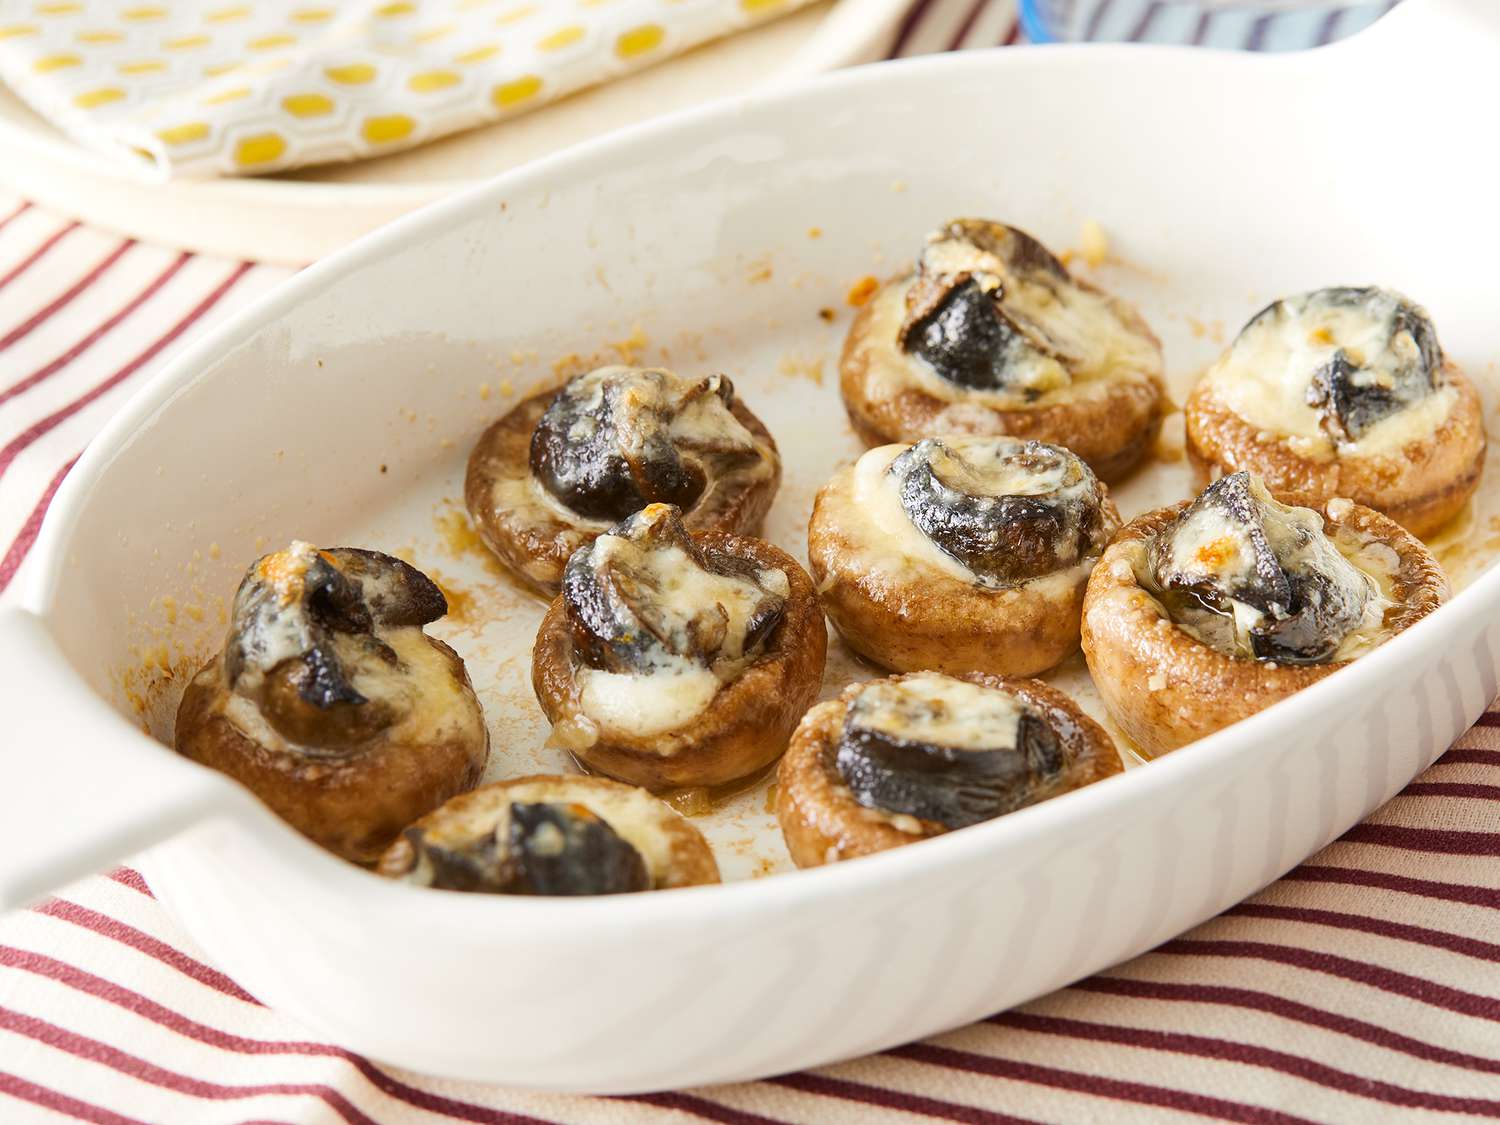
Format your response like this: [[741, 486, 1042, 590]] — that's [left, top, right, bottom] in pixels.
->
[[2, 0, 1498, 1092]]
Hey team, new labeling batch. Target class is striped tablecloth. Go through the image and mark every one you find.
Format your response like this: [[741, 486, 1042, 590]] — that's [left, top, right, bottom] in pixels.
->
[[7, 3, 1499, 1122]]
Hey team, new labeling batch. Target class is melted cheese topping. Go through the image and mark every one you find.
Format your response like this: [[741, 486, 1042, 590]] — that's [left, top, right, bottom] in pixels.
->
[[836, 443, 1097, 597], [493, 472, 613, 536], [573, 517, 787, 738], [222, 544, 474, 755], [587, 533, 778, 669], [1163, 494, 1335, 597], [756, 566, 791, 598], [919, 436, 1078, 500], [913, 237, 1071, 396], [1151, 490, 1395, 663], [661, 373, 768, 463], [231, 540, 320, 693], [578, 666, 720, 740], [219, 626, 482, 756], [857, 276, 1160, 413], [852, 444, 975, 584], [919, 232, 1128, 388], [846, 672, 1024, 752], [1324, 519, 1404, 660], [1205, 297, 1455, 459], [403, 778, 685, 888], [518, 366, 776, 525], [583, 365, 770, 471]]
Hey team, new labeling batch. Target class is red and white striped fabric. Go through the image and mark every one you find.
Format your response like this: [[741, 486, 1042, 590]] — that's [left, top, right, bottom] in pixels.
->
[[5, 4, 1500, 1121], [5, 738, 1500, 1121], [0, 203, 288, 596]]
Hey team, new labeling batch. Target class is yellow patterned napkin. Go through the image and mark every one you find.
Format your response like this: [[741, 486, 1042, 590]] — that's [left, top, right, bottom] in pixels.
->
[[0, 0, 815, 179]]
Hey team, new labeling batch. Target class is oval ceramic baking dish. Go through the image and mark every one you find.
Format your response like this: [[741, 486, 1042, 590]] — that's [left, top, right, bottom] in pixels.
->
[[2, 0, 1498, 1092]]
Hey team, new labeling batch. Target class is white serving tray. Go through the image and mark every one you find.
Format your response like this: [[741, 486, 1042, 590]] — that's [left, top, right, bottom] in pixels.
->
[[0, 0, 907, 264], [1, 0, 1498, 1092]]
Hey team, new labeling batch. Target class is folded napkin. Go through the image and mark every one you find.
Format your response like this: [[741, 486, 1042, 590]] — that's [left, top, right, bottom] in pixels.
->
[[0, 0, 816, 180]]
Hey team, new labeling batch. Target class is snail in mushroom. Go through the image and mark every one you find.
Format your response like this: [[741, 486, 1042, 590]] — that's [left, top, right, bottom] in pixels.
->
[[839, 219, 1166, 482], [465, 364, 781, 594], [808, 435, 1120, 678], [175, 542, 489, 863], [1081, 471, 1448, 758], [378, 775, 719, 894], [1150, 472, 1372, 666], [776, 672, 1120, 867], [531, 502, 826, 791], [1184, 286, 1486, 537]]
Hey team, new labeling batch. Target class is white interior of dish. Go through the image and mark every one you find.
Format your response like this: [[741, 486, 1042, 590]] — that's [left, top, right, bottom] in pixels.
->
[[33, 6, 1500, 885]]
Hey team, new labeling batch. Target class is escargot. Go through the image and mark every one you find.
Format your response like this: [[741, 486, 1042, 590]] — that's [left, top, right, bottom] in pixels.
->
[[1149, 472, 1380, 665], [888, 437, 1113, 588], [402, 801, 650, 896], [224, 543, 450, 751], [1233, 286, 1443, 443], [379, 775, 722, 892], [897, 219, 1090, 398], [530, 366, 768, 522], [563, 503, 787, 678], [834, 673, 1066, 829]]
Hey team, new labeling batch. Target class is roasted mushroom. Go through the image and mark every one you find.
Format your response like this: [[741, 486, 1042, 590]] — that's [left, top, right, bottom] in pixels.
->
[[175, 542, 489, 863], [378, 775, 719, 893], [808, 436, 1120, 678], [1185, 286, 1485, 537], [465, 365, 781, 594], [839, 219, 1165, 482], [532, 503, 826, 790], [1082, 472, 1447, 758], [776, 672, 1120, 867]]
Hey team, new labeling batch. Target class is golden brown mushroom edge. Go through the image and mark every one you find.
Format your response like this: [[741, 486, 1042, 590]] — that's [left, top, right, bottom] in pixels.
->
[[465, 364, 781, 596], [378, 775, 720, 894], [1184, 287, 1486, 538], [1081, 472, 1447, 759], [776, 672, 1122, 868], [839, 219, 1166, 483], [532, 503, 827, 791], [808, 436, 1120, 678], [175, 543, 489, 864]]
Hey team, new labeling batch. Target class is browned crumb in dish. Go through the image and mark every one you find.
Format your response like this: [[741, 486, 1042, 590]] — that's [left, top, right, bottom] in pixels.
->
[[175, 543, 489, 864], [464, 364, 781, 595], [532, 503, 826, 792], [809, 436, 1120, 678], [1081, 471, 1447, 758], [776, 672, 1120, 868], [839, 219, 1165, 482], [1184, 286, 1486, 538], [377, 774, 719, 894]]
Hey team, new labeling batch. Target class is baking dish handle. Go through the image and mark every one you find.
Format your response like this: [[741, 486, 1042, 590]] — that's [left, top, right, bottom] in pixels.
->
[[0, 608, 248, 911]]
